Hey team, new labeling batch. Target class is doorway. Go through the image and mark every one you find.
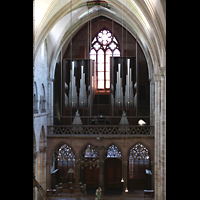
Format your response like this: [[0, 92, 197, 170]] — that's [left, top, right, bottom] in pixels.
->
[[82, 164, 99, 190], [128, 143, 151, 190], [104, 144, 122, 194], [51, 144, 76, 188], [104, 158, 122, 191], [79, 145, 99, 191]]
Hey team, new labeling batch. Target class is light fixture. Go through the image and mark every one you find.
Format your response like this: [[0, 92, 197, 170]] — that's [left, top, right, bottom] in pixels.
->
[[125, 187, 129, 192], [138, 119, 146, 125], [77, 145, 107, 169], [121, 178, 124, 182], [96, 136, 101, 140]]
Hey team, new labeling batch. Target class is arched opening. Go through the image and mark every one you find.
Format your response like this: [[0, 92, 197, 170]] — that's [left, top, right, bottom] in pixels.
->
[[33, 81, 38, 114], [79, 144, 99, 190], [40, 84, 46, 113], [53, 16, 150, 125], [33, 130, 36, 173], [128, 143, 151, 190], [33, 130, 36, 200], [37, 126, 46, 194], [34, 0, 165, 199], [51, 144, 76, 188], [90, 28, 121, 90], [104, 144, 122, 194]]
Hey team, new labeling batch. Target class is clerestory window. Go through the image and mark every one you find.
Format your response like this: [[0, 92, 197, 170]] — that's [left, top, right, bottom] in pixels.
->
[[90, 29, 120, 90]]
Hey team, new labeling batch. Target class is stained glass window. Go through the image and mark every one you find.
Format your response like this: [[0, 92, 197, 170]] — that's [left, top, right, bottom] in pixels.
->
[[107, 145, 122, 158], [128, 143, 150, 179], [90, 29, 120, 90], [129, 143, 150, 160], [84, 145, 99, 158], [56, 144, 75, 161], [54, 144, 76, 183]]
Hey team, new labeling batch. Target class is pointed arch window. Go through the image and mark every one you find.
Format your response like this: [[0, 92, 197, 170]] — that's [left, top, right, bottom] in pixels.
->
[[107, 145, 122, 158], [40, 84, 46, 113], [56, 144, 75, 162], [53, 144, 76, 183], [128, 143, 150, 180], [90, 29, 120, 90], [84, 144, 99, 158], [79, 145, 99, 169]]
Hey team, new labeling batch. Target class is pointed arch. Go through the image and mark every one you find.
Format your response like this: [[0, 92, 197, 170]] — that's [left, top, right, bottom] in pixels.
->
[[33, 130, 37, 175], [78, 143, 99, 162], [39, 126, 46, 150], [40, 84, 46, 113], [128, 142, 151, 190], [129, 142, 150, 160], [105, 144, 122, 159], [104, 143, 122, 192], [33, 129, 36, 153], [51, 143, 76, 185], [90, 28, 121, 90], [55, 143, 76, 161], [37, 126, 47, 189], [51, 142, 76, 160], [79, 143, 100, 190], [33, 81, 38, 114]]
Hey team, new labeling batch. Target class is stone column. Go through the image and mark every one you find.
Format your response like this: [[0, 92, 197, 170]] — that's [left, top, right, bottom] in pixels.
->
[[160, 68, 166, 200], [154, 72, 161, 200], [98, 149, 104, 195], [151, 161, 154, 190], [46, 160, 51, 189], [40, 146, 47, 190], [47, 78, 54, 126], [154, 67, 166, 200], [76, 162, 80, 184], [99, 161, 104, 194], [150, 80, 155, 127], [33, 151, 39, 200]]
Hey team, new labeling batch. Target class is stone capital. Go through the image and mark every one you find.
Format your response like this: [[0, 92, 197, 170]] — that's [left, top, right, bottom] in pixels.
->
[[33, 151, 40, 160], [39, 146, 48, 153], [153, 67, 166, 81], [154, 74, 161, 82], [159, 67, 166, 77]]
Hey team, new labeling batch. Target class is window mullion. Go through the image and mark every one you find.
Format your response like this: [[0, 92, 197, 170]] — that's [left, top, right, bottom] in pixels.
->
[[104, 51, 106, 90]]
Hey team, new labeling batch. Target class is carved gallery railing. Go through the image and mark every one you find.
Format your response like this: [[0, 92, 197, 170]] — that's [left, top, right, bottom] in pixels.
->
[[47, 125, 154, 136]]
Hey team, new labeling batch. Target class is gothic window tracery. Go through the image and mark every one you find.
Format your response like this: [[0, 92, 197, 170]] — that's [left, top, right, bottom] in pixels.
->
[[53, 144, 76, 183], [106, 144, 122, 158], [56, 144, 75, 162], [128, 143, 150, 180], [79, 145, 99, 169], [90, 29, 120, 90], [129, 143, 150, 160], [84, 144, 99, 158]]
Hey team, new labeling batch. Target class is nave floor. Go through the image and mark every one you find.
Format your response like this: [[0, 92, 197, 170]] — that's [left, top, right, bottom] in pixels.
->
[[48, 190, 154, 200]]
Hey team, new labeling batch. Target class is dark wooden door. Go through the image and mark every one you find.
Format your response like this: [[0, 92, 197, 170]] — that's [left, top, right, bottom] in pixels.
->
[[82, 166, 99, 189], [104, 158, 122, 190], [128, 159, 150, 190]]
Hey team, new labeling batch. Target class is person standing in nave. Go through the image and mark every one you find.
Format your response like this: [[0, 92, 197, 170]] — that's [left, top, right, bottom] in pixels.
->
[[95, 187, 102, 200]]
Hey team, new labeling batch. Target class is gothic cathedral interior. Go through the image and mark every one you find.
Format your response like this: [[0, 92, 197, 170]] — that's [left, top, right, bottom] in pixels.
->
[[33, 1, 166, 199]]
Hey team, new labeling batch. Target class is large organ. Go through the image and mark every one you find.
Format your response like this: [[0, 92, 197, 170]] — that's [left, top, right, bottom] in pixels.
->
[[54, 56, 149, 126]]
